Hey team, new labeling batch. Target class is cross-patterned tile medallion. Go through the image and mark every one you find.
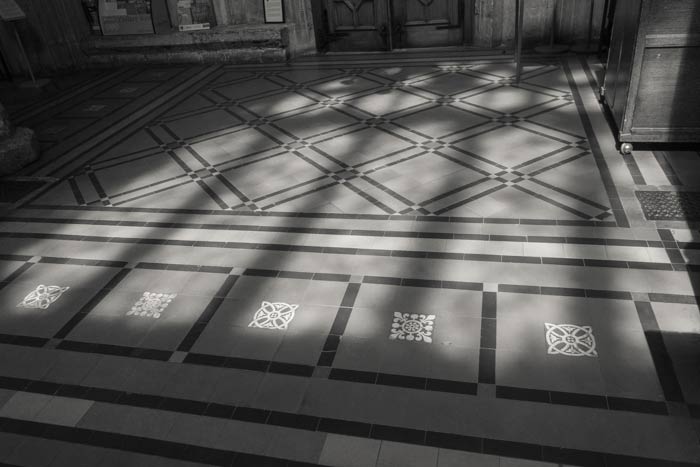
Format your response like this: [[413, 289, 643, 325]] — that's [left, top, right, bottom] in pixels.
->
[[17, 285, 70, 310], [544, 323, 598, 357], [248, 301, 298, 330]]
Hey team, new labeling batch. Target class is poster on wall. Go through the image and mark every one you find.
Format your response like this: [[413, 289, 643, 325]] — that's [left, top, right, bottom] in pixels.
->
[[263, 0, 284, 23], [98, 0, 155, 35], [175, 0, 215, 31]]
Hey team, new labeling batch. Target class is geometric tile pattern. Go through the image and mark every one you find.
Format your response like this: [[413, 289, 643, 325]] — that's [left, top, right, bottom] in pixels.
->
[[389, 312, 435, 343], [126, 292, 176, 319], [16, 285, 70, 310], [5, 57, 700, 467], [636, 191, 700, 221], [545, 323, 598, 357], [248, 301, 298, 330], [35, 62, 614, 222]]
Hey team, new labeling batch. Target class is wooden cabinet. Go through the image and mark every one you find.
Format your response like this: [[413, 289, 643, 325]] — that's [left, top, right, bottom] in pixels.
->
[[602, 0, 700, 152]]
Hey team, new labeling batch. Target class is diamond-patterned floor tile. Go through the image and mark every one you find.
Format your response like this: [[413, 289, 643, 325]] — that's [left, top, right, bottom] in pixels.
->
[[314, 127, 413, 167], [190, 127, 280, 166], [466, 86, 553, 114], [241, 92, 318, 117], [165, 109, 243, 139], [346, 89, 430, 116], [454, 126, 566, 168], [527, 104, 586, 138], [523, 67, 571, 93], [309, 76, 382, 98], [273, 107, 358, 139], [370, 66, 437, 82], [393, 105, 489, 138], [411, 72, 491, 96], [94, 153, 186, 197], [31, 60, 618, 223], [215, 78, 281, 101]]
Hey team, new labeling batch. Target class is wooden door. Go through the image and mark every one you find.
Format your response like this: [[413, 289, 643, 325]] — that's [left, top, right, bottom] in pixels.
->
[[324, 0, 390, 51], [391, 0, 464, 48]]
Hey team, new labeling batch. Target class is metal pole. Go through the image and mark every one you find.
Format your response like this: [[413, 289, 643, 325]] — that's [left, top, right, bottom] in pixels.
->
[[515, 0, 524, 83], [599, 0, 612, 55], [385, 0, 393, 51], [12, 22, 36, 85], [586, 0, 594, 48]]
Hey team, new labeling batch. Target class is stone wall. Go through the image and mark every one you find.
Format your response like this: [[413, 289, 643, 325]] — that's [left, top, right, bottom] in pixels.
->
[[0, 0, 604, 73], [473, 0, 606, 48]]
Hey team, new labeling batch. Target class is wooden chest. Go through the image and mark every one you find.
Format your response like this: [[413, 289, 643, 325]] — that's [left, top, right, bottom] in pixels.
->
[[602, 0, 700, 152]]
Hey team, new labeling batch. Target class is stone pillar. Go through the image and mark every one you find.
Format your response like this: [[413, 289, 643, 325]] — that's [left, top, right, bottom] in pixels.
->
[[0, 102, 39, 176]]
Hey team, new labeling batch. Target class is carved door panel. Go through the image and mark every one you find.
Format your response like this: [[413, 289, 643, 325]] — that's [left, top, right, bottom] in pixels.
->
[[391, 0, 464, 48], [324, 0, 390, 51]]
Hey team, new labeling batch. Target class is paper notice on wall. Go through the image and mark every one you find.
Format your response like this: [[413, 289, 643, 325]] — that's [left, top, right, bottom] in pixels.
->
[[177, 0, 192, 25], [176, 0, 214, 30], [0, 0, 26, 22], [98, 0, 154, 35], [264, 0, 284, 23]]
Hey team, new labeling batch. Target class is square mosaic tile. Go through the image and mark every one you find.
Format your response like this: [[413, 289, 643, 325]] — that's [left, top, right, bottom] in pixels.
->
[[497, 293, 663, 399], [0, 264, 117, 338], [66, 290, 211, 351], [192, 295, 337, 366], [337, 285, 482, 381]]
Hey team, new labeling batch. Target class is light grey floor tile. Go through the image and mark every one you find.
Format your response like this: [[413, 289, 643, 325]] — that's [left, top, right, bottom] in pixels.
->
[[319, 434, 382, 467], [5, 437, 63, 467], [438, 449, 499, 467], [263, 426, 327, 463], [0, 391, 52, 420], [376, 441, 439, 467], [34, 396, 94, 426]]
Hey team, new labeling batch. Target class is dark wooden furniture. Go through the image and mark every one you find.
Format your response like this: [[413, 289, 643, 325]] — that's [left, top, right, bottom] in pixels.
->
[[602, 0, 700, 153]]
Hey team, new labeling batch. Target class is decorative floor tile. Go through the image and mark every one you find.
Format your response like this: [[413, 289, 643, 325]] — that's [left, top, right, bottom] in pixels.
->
[[390, 313, 435, 343], [32, 62, 616, 222], [17, 285, 70, 310], [126, 292, 176, 319], [544, 323, 597, 357], [636, 191, 700, 221], [249, 301, 298, 330], [7, 59, 700, 466]]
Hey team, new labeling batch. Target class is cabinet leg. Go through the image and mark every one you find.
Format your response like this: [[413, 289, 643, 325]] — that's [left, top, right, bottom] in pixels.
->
[[619, 143, 633, 155]]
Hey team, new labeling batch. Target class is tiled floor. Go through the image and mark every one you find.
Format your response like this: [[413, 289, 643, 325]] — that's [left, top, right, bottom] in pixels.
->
[[1, 54, 700, 466]]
